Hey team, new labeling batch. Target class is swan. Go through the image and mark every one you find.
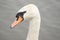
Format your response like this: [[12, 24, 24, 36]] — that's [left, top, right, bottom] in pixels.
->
[[10, 4, 41, 40]]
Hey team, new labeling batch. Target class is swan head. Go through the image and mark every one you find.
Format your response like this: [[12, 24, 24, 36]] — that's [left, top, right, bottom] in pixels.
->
[[10, 11, 35, 28]]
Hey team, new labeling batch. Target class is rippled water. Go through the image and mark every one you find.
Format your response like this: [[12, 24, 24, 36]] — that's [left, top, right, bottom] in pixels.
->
[[0, 0, 60, 40]]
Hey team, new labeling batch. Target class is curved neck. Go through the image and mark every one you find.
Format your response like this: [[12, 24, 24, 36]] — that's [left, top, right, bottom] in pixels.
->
[[26, 16, 41, 40]]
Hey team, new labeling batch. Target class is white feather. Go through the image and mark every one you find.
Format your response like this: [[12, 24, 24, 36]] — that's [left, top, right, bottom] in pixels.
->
[[18, 4, 41, 40]]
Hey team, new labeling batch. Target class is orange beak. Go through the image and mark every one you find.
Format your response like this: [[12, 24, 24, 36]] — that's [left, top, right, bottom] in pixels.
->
[[10, 16, 23, 29]]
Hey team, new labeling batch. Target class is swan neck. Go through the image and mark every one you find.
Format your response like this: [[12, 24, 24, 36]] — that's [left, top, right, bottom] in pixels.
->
[[26, 17, 41, 40]]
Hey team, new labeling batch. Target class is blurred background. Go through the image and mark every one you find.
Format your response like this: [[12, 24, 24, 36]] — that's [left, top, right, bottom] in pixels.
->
[[0, 0, 60, 40]]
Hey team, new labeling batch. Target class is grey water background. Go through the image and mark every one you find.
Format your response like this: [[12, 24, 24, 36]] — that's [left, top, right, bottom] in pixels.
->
[[0, 0, 60, 40]]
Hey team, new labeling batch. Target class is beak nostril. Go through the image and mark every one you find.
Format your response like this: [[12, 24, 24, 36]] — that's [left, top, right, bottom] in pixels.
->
[[16, 17, 19, 21]]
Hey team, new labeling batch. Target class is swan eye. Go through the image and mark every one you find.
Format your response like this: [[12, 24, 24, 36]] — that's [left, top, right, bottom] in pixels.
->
[[16, 11, 26, 19]]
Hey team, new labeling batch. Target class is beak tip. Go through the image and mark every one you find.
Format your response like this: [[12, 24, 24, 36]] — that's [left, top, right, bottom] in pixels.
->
[[10, 25, 14, 29], [10, 26, 12, 29]]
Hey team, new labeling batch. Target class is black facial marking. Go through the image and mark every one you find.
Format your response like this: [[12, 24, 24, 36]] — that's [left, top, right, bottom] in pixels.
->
[[16, 11, 26, 21]]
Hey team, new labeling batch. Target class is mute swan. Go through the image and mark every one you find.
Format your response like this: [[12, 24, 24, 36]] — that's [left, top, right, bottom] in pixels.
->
[[10, 4, 41, 40]]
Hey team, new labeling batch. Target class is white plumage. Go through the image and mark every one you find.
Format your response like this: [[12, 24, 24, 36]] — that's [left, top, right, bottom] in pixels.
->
[[19, 4, 41, 40], [11, 4, 41, 40]]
